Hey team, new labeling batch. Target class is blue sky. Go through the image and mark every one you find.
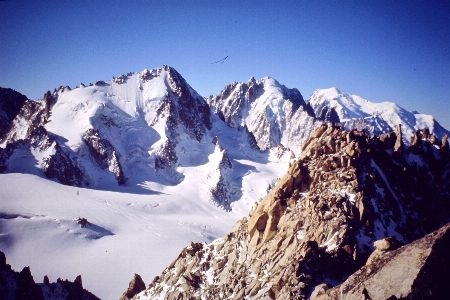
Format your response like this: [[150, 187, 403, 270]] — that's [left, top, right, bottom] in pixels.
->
[[1, 0, 450, 129]]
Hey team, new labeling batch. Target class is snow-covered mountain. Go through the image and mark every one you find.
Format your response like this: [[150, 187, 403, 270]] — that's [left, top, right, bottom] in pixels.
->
[[207, 77, 316, 155], [0, 66, 449, 299], [309, 87, 449, 144]]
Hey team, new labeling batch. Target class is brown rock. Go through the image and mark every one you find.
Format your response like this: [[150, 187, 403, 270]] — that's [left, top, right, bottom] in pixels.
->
[[373, 237, 403, 252], [393, 124, 403, 153], [313, 222, 450, 300], [120, 273, 146, 300], [311, 124, 328, 138]]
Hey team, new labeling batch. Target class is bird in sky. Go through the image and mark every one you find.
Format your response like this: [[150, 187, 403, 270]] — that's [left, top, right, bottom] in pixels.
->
[[211, 56, 228, 64]]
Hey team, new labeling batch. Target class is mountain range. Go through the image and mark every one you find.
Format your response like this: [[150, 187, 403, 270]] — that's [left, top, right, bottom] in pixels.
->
[[0, 65, 449, 299]]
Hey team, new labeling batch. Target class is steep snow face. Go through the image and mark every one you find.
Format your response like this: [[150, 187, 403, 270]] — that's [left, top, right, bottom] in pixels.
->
[[309, 88, 449, 144], [47, 66, 208, 147], [207, 77, 315, 153], [42, 66, 212, 187]]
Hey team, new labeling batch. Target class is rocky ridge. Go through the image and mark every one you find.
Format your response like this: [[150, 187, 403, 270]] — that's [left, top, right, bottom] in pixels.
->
[[131, 122, 450, 299], [0, 251, 99, 300], [207, 137, 235, 209]]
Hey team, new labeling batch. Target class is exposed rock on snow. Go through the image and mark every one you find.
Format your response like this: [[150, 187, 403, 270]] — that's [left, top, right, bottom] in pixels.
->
[[31, 126, 83, 186], [0, 125, 83, 186], [207, 139, 235, 209], [119, 273, 146, 300], [83, 128, 126, 185], [75, 217, 91, 228], [154, 139, 178, 170], [0, 97, 47, 147]]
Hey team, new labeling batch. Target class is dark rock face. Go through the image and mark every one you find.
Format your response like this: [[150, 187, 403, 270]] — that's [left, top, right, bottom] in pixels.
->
[[0, 87, 28, 139], [40, 275, 100, 300], [0, 251, 100, 300], [313, 223, 450, 300], [119, 273, 146, 300], [43, 90, 57, 118], [0, 251, 44, 300], [243, 124, 260, 150], [131, 124, 450, 300], [318, 107, 340, 123], [83, 128, 126, 185], [0, 126, 83, 186], [30, 126, 83, 186], [155, 139, 178, 169], [163, 65, 212, 141]]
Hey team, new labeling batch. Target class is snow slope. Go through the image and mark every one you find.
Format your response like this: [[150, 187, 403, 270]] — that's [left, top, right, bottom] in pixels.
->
[[0, 148, 289, 299], [0, 66, 293, 298]]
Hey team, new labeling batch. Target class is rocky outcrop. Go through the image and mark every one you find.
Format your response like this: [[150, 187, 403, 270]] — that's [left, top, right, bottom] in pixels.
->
[[119, 273, 146, 300], [312, 223, 450, 300], [208, 139, 235, 209], [393, 124, 403, 154], [42, 90, 57, 118], [30, 126, 83, 186], [0, 126, 83, 186], [83, 128, 126, 185], [442, 133, 449, 157], [40, 275, 100, 300], [244, 124, 260, 150], [155, 139, 178, 169], [0, 98, 47, 146], [0, 251, 44, 300], [130, 124, 450, 300], [0, 251, 99, 300], [154, 66, 211, 143]]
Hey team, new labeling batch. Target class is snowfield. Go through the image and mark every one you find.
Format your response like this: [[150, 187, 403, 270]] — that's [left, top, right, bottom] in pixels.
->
[[0, 153, 289, 299]]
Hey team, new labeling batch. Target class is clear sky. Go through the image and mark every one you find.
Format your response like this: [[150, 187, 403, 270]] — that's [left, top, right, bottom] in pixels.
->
[[1, 0, 449, 129]]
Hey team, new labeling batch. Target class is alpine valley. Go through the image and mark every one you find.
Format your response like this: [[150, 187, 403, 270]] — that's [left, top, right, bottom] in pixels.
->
[[0, 66, 449, 300]]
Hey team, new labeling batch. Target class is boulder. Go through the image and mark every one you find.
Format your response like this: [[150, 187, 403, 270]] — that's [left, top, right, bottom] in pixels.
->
[[312, 222, 450, 300]]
